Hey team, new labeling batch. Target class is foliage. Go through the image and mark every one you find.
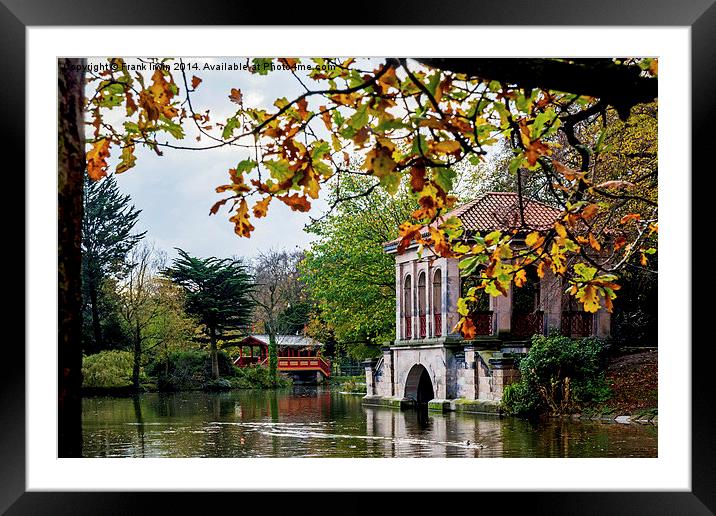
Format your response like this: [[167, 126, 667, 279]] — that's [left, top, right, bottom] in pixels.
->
[[502, 334, 611, 416], [203, 378, 232, 391], [339, 378, 367, 393], [148, 349, 236, 391], [82, 173, 145, 353], [117, 244, 199, 389], [301, 175, 415, 357], [85, 57, 658, 337], [82, 350, 142, 389], [162, 249, 254, 379], [229, 365, 293, 389]]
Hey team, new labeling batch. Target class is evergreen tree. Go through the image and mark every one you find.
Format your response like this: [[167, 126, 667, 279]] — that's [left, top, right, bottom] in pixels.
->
[[162, 249, 254, 379], [82, 173, 145, 353]]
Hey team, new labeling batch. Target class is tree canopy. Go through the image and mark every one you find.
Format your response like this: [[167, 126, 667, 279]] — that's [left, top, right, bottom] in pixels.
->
[[84, 57, 658, 338], [301, 175, 416, 356], [82, 172, 145, 352], [162, 248, 254, 379]]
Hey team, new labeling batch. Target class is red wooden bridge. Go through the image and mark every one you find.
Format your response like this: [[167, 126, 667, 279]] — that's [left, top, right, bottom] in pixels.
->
[[233, 335, 331, 378]]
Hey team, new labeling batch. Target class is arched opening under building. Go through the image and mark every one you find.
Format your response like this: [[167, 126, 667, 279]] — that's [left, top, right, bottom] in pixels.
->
[[404, 364, 435, 405]]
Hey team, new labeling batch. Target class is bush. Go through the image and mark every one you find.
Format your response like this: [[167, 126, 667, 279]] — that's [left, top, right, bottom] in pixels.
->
[[501, 334, 611, 416], [148, 350, 238, 391], [82, 350, 140, 388], [203, 378, 232, 391], [232, 365, 292, 389]]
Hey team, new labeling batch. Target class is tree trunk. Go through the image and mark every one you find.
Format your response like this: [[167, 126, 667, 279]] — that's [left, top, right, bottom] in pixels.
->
[[58, 58, 85, 457], [88, 275, 103, 352], [210, 326, 219, 380], [268, 330, 278, 382], [132, 320, 141, 390]]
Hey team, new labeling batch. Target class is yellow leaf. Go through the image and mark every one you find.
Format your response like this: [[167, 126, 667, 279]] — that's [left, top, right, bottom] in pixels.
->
[[576, 284, 600, 313], [554, 222, 568, 238], [433, 140, 461, 154], [525, 231, 543, 247], [514, 268, 527, 287]]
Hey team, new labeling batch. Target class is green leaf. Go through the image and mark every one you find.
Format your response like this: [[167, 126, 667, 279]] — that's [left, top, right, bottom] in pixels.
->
[[223, 117, 239, 139], [252, 58, 273, 75], [159, 116, 185, 139], [236, 159, 257, 174], [348, 103, 369, 129], [265, 159, 292, 182], [432, 167, 456, 193]]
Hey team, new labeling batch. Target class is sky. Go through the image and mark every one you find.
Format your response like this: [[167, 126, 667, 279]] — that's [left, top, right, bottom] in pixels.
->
[[89, 57, 378, 261]]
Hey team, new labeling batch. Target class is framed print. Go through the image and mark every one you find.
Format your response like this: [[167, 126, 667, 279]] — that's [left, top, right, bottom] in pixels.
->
[[3, 0, 715, 513]]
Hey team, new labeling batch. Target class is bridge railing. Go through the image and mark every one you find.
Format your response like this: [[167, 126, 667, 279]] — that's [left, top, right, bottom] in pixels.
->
[[277, 356, 331, 377]]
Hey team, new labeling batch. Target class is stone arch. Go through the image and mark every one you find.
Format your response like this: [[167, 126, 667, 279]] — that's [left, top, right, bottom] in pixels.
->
[[404, 363, 435, 404]]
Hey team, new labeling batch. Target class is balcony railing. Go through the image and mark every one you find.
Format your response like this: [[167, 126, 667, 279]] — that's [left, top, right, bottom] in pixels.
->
[[419, 315, 427, 338], [472, 311, 494, 336], [433, 313, 442, 337], [404, 316, 412, 339], [561, 311, 594, 338], [511, 311, 545, 338]]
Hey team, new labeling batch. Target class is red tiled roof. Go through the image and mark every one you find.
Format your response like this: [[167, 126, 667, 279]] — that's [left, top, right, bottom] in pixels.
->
[[384, 192, 562, 251], [445, 192, 561, 232]]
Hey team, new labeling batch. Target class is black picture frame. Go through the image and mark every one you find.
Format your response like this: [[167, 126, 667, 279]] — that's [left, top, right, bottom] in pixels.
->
[[3, 1, 713, 513]]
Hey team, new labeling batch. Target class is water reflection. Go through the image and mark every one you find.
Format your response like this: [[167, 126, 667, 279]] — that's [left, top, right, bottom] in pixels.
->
[[82, 387, 657, 458]]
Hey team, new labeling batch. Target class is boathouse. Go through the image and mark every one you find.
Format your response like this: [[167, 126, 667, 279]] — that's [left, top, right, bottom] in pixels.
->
[[234, 334, 331, 382], [363, 192, 611, 413]]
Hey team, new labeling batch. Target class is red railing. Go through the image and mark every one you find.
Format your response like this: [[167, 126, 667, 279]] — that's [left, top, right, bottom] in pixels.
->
[[234, 356, 261, 367], [561, 311, 594, 338], [404, 316, 412, 339], [511, 311, 544, 338], [277, 356, 331, 377], [419, 315, 426, 338], [472, 311, 494, 336], [434, 313, 442, 337]]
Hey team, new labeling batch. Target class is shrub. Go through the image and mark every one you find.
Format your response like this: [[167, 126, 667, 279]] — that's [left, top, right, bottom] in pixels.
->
[[82, 350, 140, 389], [501, 334, 611, 416], [233, 365, 292, 389], [148, 350, 238, 391], [203, 378, 232, 391], [341, 378, 367, 393]]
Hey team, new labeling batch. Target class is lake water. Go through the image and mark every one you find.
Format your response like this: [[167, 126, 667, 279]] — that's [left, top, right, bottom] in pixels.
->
[[82, 387, 657, 458]]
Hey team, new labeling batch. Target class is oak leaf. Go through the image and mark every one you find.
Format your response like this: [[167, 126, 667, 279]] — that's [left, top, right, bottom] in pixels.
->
[[86, 139, 111, 180]]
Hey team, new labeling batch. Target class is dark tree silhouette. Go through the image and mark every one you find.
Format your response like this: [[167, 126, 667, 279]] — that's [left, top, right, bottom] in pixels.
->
[[162, 249, 254, 379]]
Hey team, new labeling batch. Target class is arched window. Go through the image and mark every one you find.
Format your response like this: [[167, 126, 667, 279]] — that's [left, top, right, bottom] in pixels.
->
[[418, 272, 427, 338], [403, 275, 412, 339], [432, 269, 442, 336]]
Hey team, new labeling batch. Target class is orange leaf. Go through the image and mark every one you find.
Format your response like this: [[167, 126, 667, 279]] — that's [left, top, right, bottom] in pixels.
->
[[397, 222, 422, 254], [620, 213, 641, 224], [191, 76, 202, 89], [588, 233, 602, 251], [229, 88, 243, 105], [455, 316, 476, 340], [253, 196, 272, 218], [86, 139, 111, 180], [581, 203, 599, 220], [409, 165, 427, 193], [278, 193, 311, 212], [229, 198, 255, 238]]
